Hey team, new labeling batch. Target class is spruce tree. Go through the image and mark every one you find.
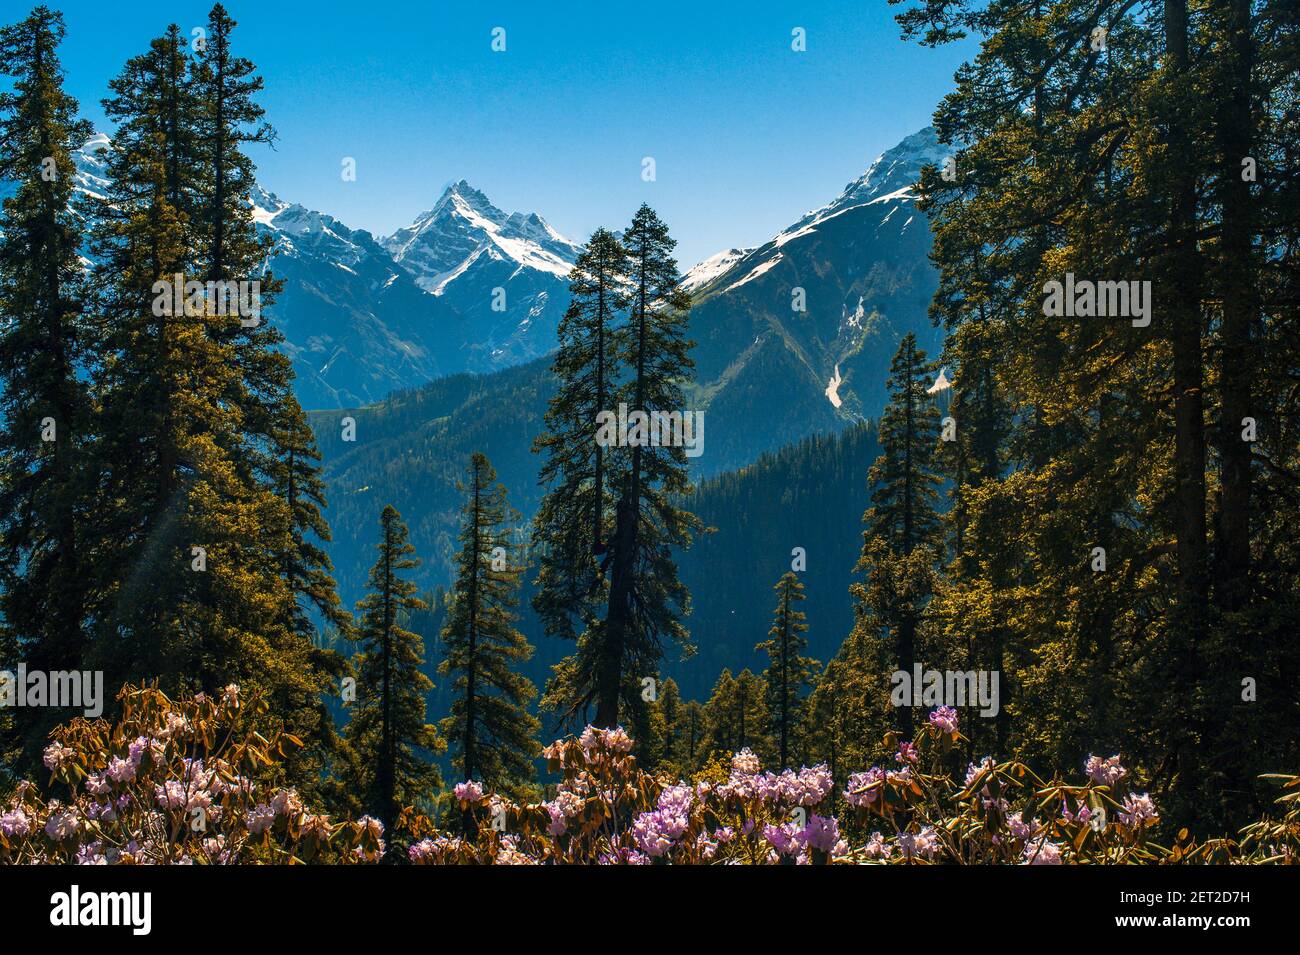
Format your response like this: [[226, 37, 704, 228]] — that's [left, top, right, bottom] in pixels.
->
[[439, 453, 539, 820], [756, 571, 819, 769], [346, 504, 443, 834], [856, 333, 942, 739], [0, 6, 94, 768], [593, 204, 700, 728], [532, 229, 627, 716]]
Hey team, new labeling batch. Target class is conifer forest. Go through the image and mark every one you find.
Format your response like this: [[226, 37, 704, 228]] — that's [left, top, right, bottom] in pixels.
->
[[0, 0, 1296, 930]]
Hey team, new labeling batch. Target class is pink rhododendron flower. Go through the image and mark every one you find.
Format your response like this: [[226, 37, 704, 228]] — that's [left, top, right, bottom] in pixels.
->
[[731, 748, 762, 776], [845, 767, 885, 807], [964, 757, 995, 788], [863, 831, 890, 859], [897, 826, 941, 861], [1118, 793, 1158, 828], [0, 808, 32, 838], [44, 808, 79, 840], [800, 814, 840, 853], [763, 821, 800, 857], [106, 756, 136, 784], [1085, 754, 1127, 786], [1023, 838, 1063, 864], [454, 780, 484, 803], [43, 741, 74, 771], [271, 788, 303, 818], [245, 804, 275, 835], [929, 706, 959, 734], [1007, 811, 1040, 840]]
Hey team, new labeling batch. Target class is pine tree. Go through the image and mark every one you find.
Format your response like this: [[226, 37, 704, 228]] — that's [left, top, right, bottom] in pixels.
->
[[532, 229, 627, 717], [756, 571, 819, 769], [593, 204, 700, 728], [856, 333, 942, 739], [892, 0, 1300, 827], [346, 505, 443, 834], [0, 6, 95, 768], [439, 453, 539, 824]]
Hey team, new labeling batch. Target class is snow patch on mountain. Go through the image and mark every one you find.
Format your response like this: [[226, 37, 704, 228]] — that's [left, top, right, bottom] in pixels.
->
[[683, 247, 752, 293]]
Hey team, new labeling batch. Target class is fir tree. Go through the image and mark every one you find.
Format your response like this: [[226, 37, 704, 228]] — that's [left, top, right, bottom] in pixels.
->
[[439, 453, 540, 823], [756, 571, 819, 769], [346, 504, 443, 834], [0, 6, 94, 768], [593, 204, 700, 728], [532, 229, 627, 718], [856, 333, 942, 739]]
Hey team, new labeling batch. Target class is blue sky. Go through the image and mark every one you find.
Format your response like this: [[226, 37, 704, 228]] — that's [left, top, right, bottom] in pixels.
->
[[45, 1, 977, 267]]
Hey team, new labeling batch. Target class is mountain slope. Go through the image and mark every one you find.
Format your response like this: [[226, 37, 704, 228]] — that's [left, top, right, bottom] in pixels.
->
[[47, 136, 577, 409], [249, 186, 468, 408], [684, 127, 946, 473], [308, 126, 948, 597], [381, 181, 580, 371]]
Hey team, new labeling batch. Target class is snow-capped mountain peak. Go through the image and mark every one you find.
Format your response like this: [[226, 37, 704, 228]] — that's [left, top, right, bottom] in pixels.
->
[[769, 126, 947, 250], [841, 126, 949, 206], [377, 181, 580, 367], [382, 181, 579, 293]]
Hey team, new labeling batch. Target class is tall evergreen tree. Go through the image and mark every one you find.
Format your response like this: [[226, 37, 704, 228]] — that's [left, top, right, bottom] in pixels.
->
[[892, 0, 1300, 827], [0, 6, 94, 768], [346, 505, 442, 834], [592, 204, 700, 728], [533, 229, 627, 718], [756, 571, 819, 769], [439, 453, 539, 821], [536, 208, 700, 730], [856, 333, 942, 739]]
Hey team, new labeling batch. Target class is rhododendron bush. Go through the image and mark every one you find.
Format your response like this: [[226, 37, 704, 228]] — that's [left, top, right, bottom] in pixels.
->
[[2, 688, 1296, 865], [0, 686, 383, 864], [405, 706, 1297, 865]]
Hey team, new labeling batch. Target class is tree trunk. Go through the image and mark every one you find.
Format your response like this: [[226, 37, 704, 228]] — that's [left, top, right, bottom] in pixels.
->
[[1213, 0, 1256, 612]]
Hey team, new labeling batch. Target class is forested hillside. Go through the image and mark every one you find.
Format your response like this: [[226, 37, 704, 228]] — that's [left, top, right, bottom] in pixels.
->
[[309, 358, 554, 605], [1, 1, 1297, 876], [670, 422, 880, 699]]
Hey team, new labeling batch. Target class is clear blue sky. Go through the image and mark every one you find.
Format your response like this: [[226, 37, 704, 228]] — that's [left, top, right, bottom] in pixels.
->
[[43, 0, 977, 267]]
